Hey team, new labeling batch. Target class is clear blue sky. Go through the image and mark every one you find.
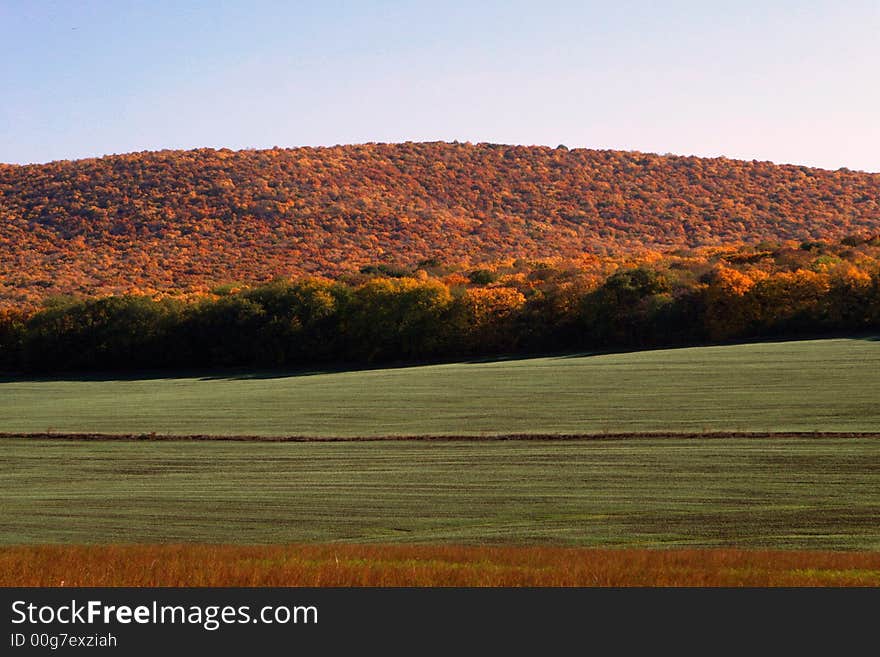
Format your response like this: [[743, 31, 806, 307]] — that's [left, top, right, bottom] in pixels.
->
[[2, 1, 878, 170]]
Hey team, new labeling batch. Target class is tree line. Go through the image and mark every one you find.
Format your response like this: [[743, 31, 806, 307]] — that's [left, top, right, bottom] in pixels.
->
[[1, 253, 878, 373]]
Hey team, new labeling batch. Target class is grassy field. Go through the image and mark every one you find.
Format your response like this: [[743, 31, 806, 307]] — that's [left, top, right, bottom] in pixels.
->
[[2, 437, 878, 549], [4, 544, 880, 587], [0, 337, 878, 437], [3, 338, 878, 585]]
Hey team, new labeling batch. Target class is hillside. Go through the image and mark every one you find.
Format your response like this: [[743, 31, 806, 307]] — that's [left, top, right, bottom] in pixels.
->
[[2, 142, 879, 305], [2, 338, 878, 435]]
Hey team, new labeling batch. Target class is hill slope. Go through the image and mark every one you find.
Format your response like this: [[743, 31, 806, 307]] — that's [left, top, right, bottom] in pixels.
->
[[2, 338, 878, 436], [2, 142, 879, 304]]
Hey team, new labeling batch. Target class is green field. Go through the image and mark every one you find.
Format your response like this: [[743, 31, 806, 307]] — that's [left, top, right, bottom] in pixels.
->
[[1, 338, 879, 436], [2, 338, 878, 551], [2, 437, 878, 549]]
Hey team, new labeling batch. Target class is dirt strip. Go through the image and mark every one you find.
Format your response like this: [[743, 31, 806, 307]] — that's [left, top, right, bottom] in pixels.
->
[[2, 431, 879, 442]]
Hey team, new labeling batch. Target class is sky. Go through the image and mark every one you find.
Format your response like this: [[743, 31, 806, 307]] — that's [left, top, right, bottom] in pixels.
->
[[2, 1, 879, 171]]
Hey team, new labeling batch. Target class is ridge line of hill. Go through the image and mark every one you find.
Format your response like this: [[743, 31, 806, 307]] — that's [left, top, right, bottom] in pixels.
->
[[2, 141, 879, 306]]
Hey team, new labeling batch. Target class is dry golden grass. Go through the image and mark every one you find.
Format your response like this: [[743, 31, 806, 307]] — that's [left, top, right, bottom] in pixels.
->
[[3, 544, 880, 587]]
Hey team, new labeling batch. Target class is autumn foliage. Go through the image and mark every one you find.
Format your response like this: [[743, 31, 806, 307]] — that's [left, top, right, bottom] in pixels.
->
[[1, 238, 878, 373], [2, 142, 880, 307]]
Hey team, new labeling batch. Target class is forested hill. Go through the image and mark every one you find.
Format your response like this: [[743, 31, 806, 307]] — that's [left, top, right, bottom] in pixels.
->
[[1, 141, 879, 306]]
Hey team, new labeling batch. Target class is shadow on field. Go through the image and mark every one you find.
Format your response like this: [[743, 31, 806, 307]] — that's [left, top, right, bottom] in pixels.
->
[[0, 366, 370, 384], [0, 356, 553, 384], [1, 334, 876, 383]]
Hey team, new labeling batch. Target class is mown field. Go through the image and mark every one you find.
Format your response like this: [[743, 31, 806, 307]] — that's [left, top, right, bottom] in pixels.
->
[[1, 338, 879, 437], [2, 338, 878, 585], [4, 544, 880, 587], [2, 437, 878, 549]]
